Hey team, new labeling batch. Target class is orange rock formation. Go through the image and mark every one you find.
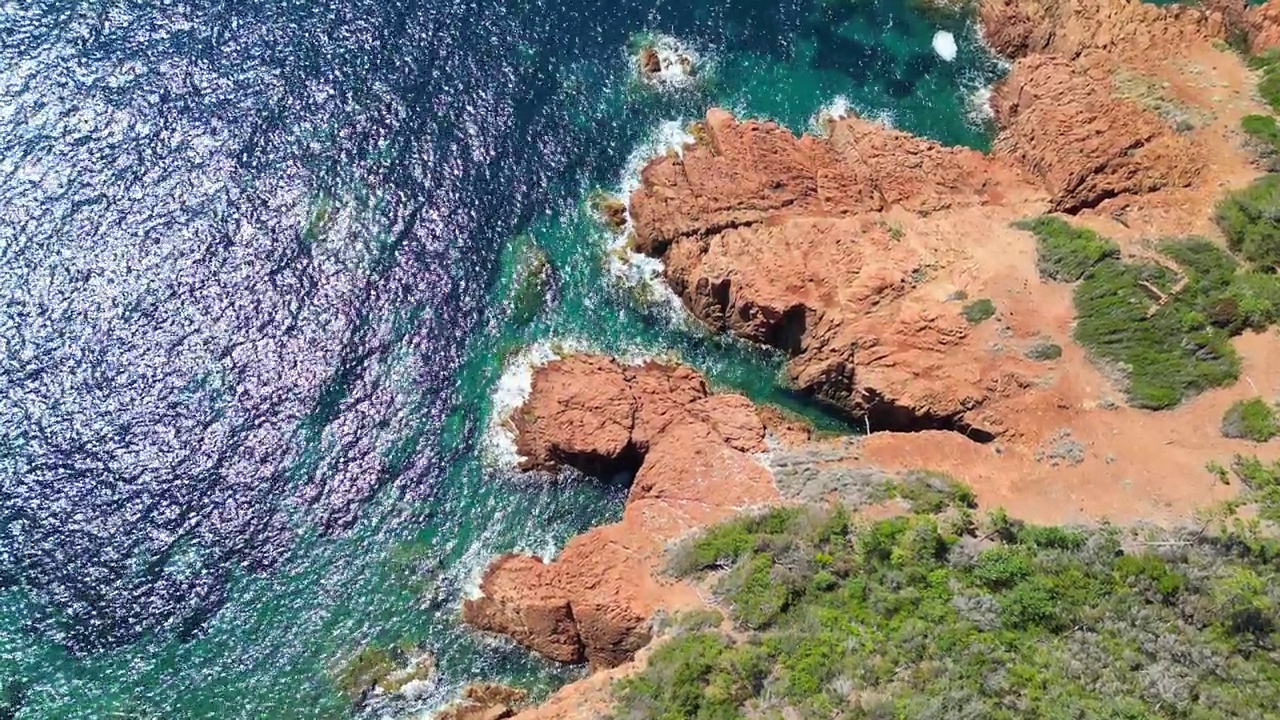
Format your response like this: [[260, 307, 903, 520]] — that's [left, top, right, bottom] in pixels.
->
[[456, 0, 1280, 715], [463, 356, 772, 669]]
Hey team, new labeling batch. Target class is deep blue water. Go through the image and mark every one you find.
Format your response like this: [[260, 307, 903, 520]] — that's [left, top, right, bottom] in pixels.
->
[[0, 0, 1000, 716]]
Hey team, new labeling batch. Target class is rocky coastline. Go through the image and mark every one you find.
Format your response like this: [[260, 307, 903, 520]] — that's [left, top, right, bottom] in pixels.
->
[[451, 0, 1280, 716]]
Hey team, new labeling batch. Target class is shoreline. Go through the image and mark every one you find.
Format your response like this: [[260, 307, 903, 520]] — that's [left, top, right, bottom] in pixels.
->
[[440, 0, 1280, 717]]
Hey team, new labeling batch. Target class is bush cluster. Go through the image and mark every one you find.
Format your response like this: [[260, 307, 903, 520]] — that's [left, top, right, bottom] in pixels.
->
[[1240, 114, 1280, 170], [1221, 398, 1280, 442], [1016, 216, 1119, 282], [1215, 174, 1280, 271], [1250, 49, 1280, 115], [617, 502, 1280, 720], [1019, 219, 1280, 408], [961, 298, 996, 325]]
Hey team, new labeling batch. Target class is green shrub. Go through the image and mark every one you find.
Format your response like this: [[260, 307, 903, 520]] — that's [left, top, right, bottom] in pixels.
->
[[1014, 524, 1087, 550], [998, 576, 1064, 630], [1015, 224, 1265, 408], [889, 470, 978, 513], [1231, 454, 1280, 521], [670, 507, 802, 575], [718, 554, 792, 630], [1221, 397, 1280, 442], [1114, 553, 1186, 601], [1024, 341, 1063, 361], [961, 298, 996, 324], [673, 608, 725, 632], [1073, 257, 1240, 408], [1222, 272, 1280, 330], [1241, 114, 1280, 169], [971, 545, 1034, 590], [1242, 113, 1280, 145], [614, 631, 738, 719], [1017, 216, 1119, 282], [1249, 50, 1280, 113], [1215, 175, 1280, 270], [620, 503, 1280, 719]]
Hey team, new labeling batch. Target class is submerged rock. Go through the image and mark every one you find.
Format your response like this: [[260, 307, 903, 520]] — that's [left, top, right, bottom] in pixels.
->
[[589, 193, 628, 232], [334, 642, 436, 707], [507, 235, 551, 327], [434, 683, 529, 720]]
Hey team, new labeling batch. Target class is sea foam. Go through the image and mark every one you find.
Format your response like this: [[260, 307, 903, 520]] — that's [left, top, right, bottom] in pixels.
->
[[601, 120, 699, 324], [636, 34, 707, 90], [482, 340, 582, 468], [932, 31, 958, 62]]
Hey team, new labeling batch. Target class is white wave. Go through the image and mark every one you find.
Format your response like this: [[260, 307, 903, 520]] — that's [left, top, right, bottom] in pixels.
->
[[964, 83, 995, 129], [810, 94, 852, 136], [932, 31, 958, 62], [636, 34, 707, 90], [481, 340, 586, 469], [620, 119, 696, 196], [973, 21, 1012, 70], [808, 94, 899, 135], [597, 120, 699, 325]]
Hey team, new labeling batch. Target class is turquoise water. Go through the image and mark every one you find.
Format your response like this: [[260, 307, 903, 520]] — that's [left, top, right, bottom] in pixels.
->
[[0, 0, 1000, 717]]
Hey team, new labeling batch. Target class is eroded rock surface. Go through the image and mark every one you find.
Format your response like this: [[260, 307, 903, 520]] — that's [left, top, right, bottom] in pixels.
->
[[992, 55, 1202, 212], [624, 28, 1214, 433], [466, 356, 773, 669], [980, 0, 1245, 61], [1250, 0, 1280, 53], [435, 684, 529, 720], [629, 109, 1020, 257]]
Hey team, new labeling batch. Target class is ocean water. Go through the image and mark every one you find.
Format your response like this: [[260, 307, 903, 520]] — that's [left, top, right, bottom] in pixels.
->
[[0, 0, 1001, 717]]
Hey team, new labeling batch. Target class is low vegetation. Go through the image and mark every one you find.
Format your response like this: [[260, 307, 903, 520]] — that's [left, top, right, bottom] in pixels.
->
[[1221, 397, 1280, 442], [1016, 216, 1118, 282], [1023, 341, 1062, 361], [617, 489, 1280, 720], [1240, 114, 1280, 170], [1215, 174, 1280, 271], [961, 298, 996, 325], [1019, 218, 1280, 409], [1249, 49, 1280, 115]]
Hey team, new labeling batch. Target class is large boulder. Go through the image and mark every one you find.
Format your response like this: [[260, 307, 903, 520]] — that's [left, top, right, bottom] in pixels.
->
[[465, 356, 773, 669], [991, 55, 1202, 213]]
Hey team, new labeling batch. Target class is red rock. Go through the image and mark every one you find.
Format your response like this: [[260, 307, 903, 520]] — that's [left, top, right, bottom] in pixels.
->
[[627, 362, 709, 452], [979, 0, 1242, 60], [462, 554, 582, 663], [1249, 0, 1280, 53], [628, 109, 1021, 257], [688, 394, 766, 454], [466, 356, 776, 668], [513, 355, 635, 473], [991, 56, 1202, 212], [638, 47, 661, 76]]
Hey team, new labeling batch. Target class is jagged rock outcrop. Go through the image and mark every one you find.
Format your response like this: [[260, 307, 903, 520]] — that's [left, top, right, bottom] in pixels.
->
[[991, 55, 1202, 212], [628, 110, 1050, 432], [629, 109, 1019, 256], [512, 355, 764, 472], [465, 356, 773, 668], [1249, 0, 1280, 54], [624, 42, 1210, 429], [980, 0, 1245, 61]]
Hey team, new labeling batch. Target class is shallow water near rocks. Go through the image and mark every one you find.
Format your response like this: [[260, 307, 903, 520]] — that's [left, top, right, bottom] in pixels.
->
[[0, 0, 999, 716]]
